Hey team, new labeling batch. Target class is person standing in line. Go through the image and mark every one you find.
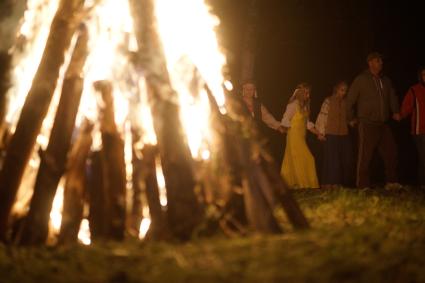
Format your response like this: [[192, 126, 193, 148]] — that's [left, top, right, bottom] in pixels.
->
[[280, 83, 321, 189], [315, 81, 353, 189], [400, 66, 425, 188], [346, 52, 401, 189], [241, 80, 285, 134]]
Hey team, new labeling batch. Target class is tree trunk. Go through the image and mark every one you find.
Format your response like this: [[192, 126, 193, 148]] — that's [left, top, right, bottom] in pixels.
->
[[19, 24, 89, 246], [58, 120, 93, 244], [94, 81, 127, 241], [0, 0, 85, 241], [129, 0, 203, 241]]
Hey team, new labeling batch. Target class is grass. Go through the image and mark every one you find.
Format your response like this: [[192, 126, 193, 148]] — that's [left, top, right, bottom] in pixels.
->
[[1, 187, 425, 283]]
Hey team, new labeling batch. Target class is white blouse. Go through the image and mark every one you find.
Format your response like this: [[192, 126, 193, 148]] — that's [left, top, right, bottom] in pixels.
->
[[281, 101, 315, 130]]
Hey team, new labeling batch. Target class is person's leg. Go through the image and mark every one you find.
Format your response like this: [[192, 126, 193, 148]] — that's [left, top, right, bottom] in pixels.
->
[[377, 124, 398, 184], [341, 134, 354, 187], [414, 134, 425, 186], [357, 122, 380, 188], [322, 135, 339, 186]]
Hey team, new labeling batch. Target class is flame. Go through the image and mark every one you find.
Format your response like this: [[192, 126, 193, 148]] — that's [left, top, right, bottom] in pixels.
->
[[155, 0, 228, 159], [138, 218, 151, 239], [49, 184, 64, 233], [155, 158, 167, 207], [6, 0, 59, 127], [78, 219, 91, 245]]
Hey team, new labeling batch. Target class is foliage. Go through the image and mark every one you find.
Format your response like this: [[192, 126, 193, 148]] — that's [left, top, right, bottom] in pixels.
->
[[1, 187, 425, 283]]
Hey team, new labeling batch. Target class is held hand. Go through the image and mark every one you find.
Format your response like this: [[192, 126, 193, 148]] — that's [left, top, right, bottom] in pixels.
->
[[317, 134, 326, 141], [277, 125, 287, 134], [392, 113, 401, 121], [348, 119, 357, 127]]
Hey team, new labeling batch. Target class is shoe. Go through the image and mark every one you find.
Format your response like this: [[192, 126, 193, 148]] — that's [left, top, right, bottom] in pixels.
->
[[385, 182, 403, 190]]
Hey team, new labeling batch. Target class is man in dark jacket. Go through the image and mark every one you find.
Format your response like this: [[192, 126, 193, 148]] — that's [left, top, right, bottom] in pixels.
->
[[346, 52, 401, 189]]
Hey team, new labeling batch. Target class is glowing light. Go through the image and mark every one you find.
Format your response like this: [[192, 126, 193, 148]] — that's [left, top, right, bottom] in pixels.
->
[[155, 158, 167, 207], [224, 80, 233, 91], [201, 149, 211, 161], [50, 184, 64, 233], [78, 219, 91, 245], [138, 218, 151, 239]]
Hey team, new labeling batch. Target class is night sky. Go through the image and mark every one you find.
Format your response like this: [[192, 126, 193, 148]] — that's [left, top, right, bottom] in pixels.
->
[[211, 0, 425, 185]]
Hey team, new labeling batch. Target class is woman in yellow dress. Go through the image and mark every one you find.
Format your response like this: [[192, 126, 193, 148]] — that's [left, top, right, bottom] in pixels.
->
[[280, 83, 322, 189]]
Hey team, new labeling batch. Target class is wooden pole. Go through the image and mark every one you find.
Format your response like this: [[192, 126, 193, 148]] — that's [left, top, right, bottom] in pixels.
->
[[129, 0, 202, 240], [58, 120, 93, 244], [0, 0, 85, 241], [19, 24, 89, 246], [94, 80, 127, 240]]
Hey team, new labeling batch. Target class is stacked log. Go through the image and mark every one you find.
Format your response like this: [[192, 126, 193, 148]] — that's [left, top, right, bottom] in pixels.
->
[[129, 0, 203, 241], [19, 24, 89, 246], [0, 0, 86, 241]]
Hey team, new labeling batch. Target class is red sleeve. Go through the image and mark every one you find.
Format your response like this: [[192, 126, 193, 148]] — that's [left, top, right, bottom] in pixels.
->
[[400, 89, 415, 118]]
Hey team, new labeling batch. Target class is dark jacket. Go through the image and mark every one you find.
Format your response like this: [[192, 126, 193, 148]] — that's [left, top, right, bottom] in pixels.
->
[[346, 70, 399, 124]]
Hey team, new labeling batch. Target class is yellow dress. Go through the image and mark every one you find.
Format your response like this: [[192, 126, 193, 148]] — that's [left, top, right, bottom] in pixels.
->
[[281, 104, 319, 188]]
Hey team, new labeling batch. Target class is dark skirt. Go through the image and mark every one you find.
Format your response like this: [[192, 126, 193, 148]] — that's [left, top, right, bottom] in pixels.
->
[[322, 134, 353, 186]]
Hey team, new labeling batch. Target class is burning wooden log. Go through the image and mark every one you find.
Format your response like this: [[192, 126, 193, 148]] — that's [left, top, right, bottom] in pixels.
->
[[59, 119, 94, 244], [19, 24, 89, 246], [129, 0, 203, 241], [0, 52, 11, 139], [0, 0, 85, 241], [128, 130, 144, 236], [0, 0, 27, 131], [205, 86, 281, 234], [94, 80, 127, 241], [0, 52, 11, 152], [225, 93, 309, 230], [86, 150, 109, 241], [140, 144, 168, 240]]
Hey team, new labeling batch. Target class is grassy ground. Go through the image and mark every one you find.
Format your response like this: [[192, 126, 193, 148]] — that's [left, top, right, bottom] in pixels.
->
[[1, 187, 425, 283]]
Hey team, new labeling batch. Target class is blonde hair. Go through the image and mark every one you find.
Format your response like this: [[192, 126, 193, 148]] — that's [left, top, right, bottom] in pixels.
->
[[289, 84, 311, 113]]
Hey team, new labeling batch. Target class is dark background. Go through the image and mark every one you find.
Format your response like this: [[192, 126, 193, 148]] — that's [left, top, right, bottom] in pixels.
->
[[210, 0, 425, 185]]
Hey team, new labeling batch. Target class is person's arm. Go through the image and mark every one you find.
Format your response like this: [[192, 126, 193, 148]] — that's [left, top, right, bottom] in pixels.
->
[[260, 104, 282, 130], [346, 77, 361, 124], [281, 101, 297, 128], [400, 88, 415, 119], [315, 98, 330, 135]]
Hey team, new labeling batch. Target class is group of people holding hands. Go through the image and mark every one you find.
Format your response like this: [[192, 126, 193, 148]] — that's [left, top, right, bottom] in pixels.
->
[[242, 52, 425, 190]]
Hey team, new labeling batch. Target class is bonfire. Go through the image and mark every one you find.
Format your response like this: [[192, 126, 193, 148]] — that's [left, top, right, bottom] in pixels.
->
[[0, 0, 307, 246]]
